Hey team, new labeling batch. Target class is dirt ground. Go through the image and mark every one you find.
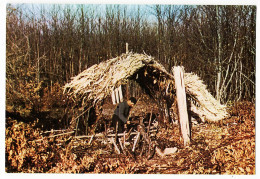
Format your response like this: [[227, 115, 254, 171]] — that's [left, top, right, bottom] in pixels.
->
[[5, 100, 255, 174]]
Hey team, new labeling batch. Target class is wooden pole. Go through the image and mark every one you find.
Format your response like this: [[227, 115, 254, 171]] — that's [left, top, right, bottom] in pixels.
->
[[173, 66, 190, 146], [85, 109, 90, 135], [126, 43, 129, 54], [111, 138, 121, 154], [132, 132, 140, 152], [75, 117, 80, 136], [111, 89, 116, 104], [115, 87, 119, 103], [118, 85, 123, 102]]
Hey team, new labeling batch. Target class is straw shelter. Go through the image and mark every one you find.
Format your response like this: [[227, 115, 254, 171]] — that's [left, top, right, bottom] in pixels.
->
[[63, 52, 229, 133]]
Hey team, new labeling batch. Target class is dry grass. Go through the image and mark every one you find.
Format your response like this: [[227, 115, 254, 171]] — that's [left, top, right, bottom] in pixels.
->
[[184, 72, 229, 122]]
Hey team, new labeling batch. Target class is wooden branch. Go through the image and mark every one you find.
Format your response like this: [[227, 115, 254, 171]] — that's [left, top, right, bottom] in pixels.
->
[[132, 132, 140, 152], [115, 121, 118, 142], [49, 131, 75, 138], [88, 134, 95, 145], [123, 131, 126, 148], [74, 130, 157, 139], [139, 142, 145, 157], [118, 138, 126, 154], [71, 106, 92, 125], [147, 110, 153, 134], [115, 87, 119, 103], [42, 129, 68, 134], [119, 85, 123, 102], [31, 131, 75, 142], [75, 117, 80, 136], [111, 89, 116, 104], [85, 109, 90, 135], [126, 43, 129, 54], [111, 138, 120, 154]]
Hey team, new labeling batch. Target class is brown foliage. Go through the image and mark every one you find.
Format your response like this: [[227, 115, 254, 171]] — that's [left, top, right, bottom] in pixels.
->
[[5, 101, 255, 174], [5, 119, 61, 172]]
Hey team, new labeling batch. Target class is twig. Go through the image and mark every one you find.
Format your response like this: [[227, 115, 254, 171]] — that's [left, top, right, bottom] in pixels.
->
[[132, 132, 140, 152], [147, 110, 153, 134], [42, 129, 68, 134], [88, 134, 95, 145], [47, 131, 75, 138], [71, 106, 92, 125], [85, 109, 90, 135], [118, 138, 125, 154], [139, 141, 145, 157], [75, 118, 79, 136], [123, 131, 125, 148], [115, 121, 118, 143], [147, 111, 153, 155], [32, 131, 75, 142], [74, 130, 157, 139], [111, 138, 120, 154]]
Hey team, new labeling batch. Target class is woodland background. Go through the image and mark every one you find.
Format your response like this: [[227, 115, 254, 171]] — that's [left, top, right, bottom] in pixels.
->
[[6, 4, 256, 115], [5, 4, 256, 174]]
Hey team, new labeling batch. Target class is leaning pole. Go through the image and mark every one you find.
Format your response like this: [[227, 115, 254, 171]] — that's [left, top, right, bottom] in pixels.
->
[[174, 66, 190, 146]]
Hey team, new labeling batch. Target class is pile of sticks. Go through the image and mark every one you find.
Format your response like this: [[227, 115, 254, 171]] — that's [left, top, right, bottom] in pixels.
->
[[73, 114, 159, 159]]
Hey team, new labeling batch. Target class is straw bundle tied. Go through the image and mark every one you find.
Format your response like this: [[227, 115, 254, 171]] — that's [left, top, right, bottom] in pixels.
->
[[183, 72, 229, 122], [64, 52, 229, 122]]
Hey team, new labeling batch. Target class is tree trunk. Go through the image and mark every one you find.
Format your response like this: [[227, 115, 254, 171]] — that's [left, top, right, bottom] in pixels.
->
[[215, 6, 222, 102]]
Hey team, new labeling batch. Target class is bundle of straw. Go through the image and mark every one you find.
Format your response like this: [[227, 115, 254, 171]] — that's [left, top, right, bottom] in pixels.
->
[[183, 72, 229, 122]]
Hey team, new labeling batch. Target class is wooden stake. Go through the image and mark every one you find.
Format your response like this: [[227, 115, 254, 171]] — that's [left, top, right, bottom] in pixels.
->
[[147, 110, 153, 134], [123, 131, 126, 148], [88, 134, 94, 145], [118, 85, 123, 102], [115, 121, 118, 143], [173, 66, 190, 146], [85, 109, 90, 135], [126, 43, 129, 54], [115, 87, 119, 103], [75, 117, 80, 136], [118, 138, 125, 154], [111, 138, 120, 154], [132, 132, 140, 152], [111, 89, 116, 104]]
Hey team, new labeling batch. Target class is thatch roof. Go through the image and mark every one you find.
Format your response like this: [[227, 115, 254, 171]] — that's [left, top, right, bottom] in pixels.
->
[[64, 52, 229, 122], [64, 52, 172, 105]]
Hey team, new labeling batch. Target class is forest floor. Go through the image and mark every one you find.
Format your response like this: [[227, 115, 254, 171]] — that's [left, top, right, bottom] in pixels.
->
[[5, 100, 255, 174]]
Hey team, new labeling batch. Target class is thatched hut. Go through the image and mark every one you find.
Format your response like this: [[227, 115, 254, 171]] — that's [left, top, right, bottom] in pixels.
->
[[63, 52, 229, 135]]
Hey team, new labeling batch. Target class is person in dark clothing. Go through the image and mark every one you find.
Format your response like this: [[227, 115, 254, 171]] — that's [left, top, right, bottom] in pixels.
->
[[112, 97, 137, 133]]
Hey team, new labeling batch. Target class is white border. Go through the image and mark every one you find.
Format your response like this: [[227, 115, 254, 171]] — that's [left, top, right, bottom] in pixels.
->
[[1, 1, 259, 179], [3, 0, 259, 5]]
